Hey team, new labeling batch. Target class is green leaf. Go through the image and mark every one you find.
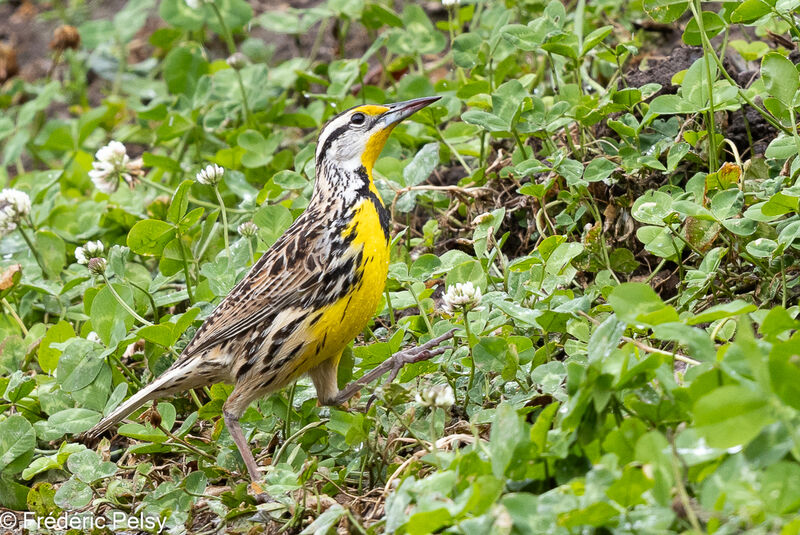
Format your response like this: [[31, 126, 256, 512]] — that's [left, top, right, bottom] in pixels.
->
[[163, 44, 209, 97], [253, 204, 293, 247], [238, 130, 281, 168], [631, 191, 673, 225], [687, 300, 757, 325], [731, 0, 772, 23], [682, 12, 726, 46], [490, 403, 526, 478], [761, 52, 799, 106], [127, 219, 176, 256], [0, 415, 35, 474], [403, 142, 439, 186], [67, 449, 118, 483], [3, 371, 34, 403], [608, 283, 678, 326], [693, 385, 773, 448], [587, 316, 626, 363], [34, 230, 66, 279], [138, 324, 174, 347], [607, 466, 654, 507], [53, 476, 93, 510], [38, 320, 74, 374], [643, 0, 688, 23], [583, 158, 617, 182], [768, 340, 800, 410], [56, 339, 105, 392], [462, 110, 509, 132], [501, 24, 544, 51], [117, 402, 176, 443], [89, 284, 135, 346], [167, 180, 193, 224], [452, 32, 482, 69]]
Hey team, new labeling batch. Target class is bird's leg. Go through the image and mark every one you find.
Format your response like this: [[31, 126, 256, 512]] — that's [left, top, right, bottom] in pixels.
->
[[328, 329, 456, 407], [222, 409, 271, 503], [309, 352, 342, 405]]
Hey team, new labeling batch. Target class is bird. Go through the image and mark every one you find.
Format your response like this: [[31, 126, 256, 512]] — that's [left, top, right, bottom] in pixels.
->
[[81, 95, 442, 492]]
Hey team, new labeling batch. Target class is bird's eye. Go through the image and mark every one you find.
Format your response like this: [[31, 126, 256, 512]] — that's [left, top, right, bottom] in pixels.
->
[[350, 112, 366, 125]]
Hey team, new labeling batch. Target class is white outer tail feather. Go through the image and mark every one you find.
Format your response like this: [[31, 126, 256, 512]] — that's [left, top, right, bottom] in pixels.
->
[[82, 362, 202, 439]]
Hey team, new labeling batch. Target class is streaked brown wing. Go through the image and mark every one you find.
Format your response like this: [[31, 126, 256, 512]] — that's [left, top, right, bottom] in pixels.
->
[[182, 224, 323, 357]]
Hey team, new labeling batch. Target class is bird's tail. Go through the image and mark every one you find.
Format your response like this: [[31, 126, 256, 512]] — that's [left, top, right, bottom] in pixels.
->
[[81, 358, 209, 441]]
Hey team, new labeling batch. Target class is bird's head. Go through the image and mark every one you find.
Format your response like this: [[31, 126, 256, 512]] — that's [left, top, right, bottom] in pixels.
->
[[315, 96, 440, 175]]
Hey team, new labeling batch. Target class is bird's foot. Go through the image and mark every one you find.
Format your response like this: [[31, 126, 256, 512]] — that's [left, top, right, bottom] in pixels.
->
[[331, 329, 456, 407]]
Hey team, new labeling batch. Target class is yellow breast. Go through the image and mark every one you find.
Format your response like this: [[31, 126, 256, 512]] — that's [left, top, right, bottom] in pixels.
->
[[290, 195, 389, 376]]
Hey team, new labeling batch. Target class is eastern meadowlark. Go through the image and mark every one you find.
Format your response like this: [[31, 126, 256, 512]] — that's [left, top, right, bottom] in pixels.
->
[[82, 96, 441, 491]]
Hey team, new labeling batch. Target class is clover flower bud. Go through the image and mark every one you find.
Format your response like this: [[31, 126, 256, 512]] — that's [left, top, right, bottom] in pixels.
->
[[238, 221, 258, 237], [195, 164, 225, 186], [87, 257, 107, 276], [226, 52, 247, 70], [75, 240, 104, 265]]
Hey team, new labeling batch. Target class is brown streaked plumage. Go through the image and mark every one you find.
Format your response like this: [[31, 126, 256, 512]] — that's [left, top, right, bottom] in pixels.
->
[[81, 96, 441, 498]]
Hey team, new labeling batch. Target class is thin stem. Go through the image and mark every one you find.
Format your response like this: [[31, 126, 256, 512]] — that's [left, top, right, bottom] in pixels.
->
[[463, 308, 475, 403], [692, 0, 718, 171], [139, 176, 250, 214], [214, 186, 231, 260], [17, 226, 48, 276], [780, 254, 787, 309], [272, 420, 327, 465], [1, 298, 28, 336], [109, 352, 142, 388], [127, 280, 159, 324], [687, 1, 789, 135], [234, 69, 253, 127], [176, 234, 196, 304], [155, 421, 216, 462], [102, 274, 153, 326], [669, 433, 704, 533], [208, 1, 236, 55], [189, 389, 203, 410], [434, 121, 472, 175], [579, 311, 701, 366], [384, 287, 396, 327], [407, 284, 434, 335], [284, 383, 296, 441]]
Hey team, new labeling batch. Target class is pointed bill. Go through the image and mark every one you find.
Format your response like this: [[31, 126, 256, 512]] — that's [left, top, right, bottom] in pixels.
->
[[379, 96, 441, 128]]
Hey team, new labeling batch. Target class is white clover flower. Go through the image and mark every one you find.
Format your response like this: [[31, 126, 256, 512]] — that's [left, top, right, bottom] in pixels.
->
[[87, 331, 102, 344], [75, 240, 104, 265], [0, 188, 32, 234], [185, 0, 203, 7], [238, 221, 258, 237], [87, 257, 107, 276], [195, 164, 225, 186], [415, 385, 455, 409], [89, 140, 143, 193], [442, 281, 483, 315]]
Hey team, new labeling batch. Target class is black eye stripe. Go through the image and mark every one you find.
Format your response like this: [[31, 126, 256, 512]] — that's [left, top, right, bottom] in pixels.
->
[[316, 124, 350, 167]]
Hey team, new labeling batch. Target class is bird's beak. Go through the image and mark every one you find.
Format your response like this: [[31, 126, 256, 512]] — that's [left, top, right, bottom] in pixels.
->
[[380, 96, 441, 128]]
